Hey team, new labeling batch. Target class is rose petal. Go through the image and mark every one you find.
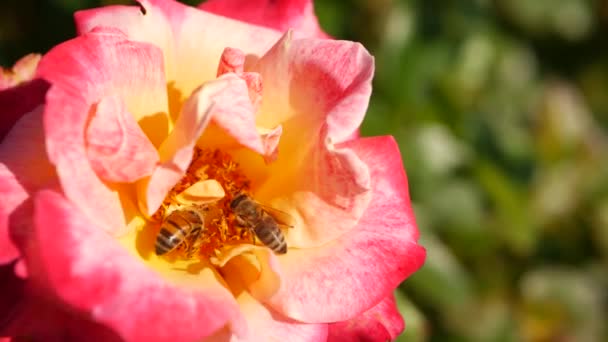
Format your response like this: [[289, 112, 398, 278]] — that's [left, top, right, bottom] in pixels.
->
[[239, 134, 372, 249], [217, 47, 246, 75], [213, 245, 282, 302], [138, 74, 249, 216], [0, 107, 55, 264], [220, 264, 328, 342], [266, 136, 426, 323], [76, 0, 281, 99], [0, 78, 49, 142], [238, 33, 374, 247], [199, 0, 329, 39], [27, 190, 245, 341], [201, 73, 278, 157], [0, 263, 26, 334], [86, 95, 159, 183], [254, 32, 373, 143], [36, 27, 169, 235], [217, 47, 264, 111], [206, 74, 264, 154], [258, 124, 282, 164], [281, 137, 371, 248], [0, 53, 41, 90], [0, 202, 19, 264], [0, 265, 122, 341], [75, 3, 177, 82], [328, 294, 405, 341], [0, 107, 56, 189]]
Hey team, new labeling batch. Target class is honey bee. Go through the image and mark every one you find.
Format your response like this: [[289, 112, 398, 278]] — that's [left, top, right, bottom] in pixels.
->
[[230, 193, 295, 254], [155, 206, 206, 256]]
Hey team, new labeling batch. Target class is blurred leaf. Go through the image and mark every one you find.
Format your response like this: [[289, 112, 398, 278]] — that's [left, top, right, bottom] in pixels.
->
[[394, 290, 428, 342], [402, 230, 475, 322], [498, 0, 594, 41], [519, 267, 606, 342], [475, 159, 537, 256]]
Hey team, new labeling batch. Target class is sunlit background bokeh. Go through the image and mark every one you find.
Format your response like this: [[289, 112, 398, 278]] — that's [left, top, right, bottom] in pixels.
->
[[2, 0, 608, 341]]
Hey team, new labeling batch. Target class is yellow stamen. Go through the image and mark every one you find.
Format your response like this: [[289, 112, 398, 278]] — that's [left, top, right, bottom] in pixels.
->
[[151, 147, 254, 260]]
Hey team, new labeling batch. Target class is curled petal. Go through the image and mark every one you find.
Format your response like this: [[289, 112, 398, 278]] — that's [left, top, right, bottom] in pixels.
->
[[28, 190, 244, 342], [217, 47, 246, 75], [199, 0, 329, 39], [267, 137, 426, 323], [213, 245, 282, 303], [220, 265, 328, 342], [277, 139, 371, 248], [138, 75, 242, 216], [208, 74, 265, 154], [240, 72, 263, 111], [76, 0, 281, 98], [255, 32, 373, 143], [217, 48, 263, 109], [140, 73, 278, 216], [75, 4, 176, 81], [36, 27, 169, 234], [328, 294, 405, 342], [202, 74, 278, 159], [248, 33, 375, 247], [86, 95, 159, 183]]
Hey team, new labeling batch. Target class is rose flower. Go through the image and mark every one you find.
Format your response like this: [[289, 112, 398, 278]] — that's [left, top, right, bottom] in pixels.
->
[[0, 0, 426, 341]]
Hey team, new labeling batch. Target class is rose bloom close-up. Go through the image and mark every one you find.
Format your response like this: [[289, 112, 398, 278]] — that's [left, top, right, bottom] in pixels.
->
[[0, 0, 426, 341]]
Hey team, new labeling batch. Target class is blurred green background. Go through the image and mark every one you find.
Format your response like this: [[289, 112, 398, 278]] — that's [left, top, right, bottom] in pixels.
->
[[2, 0, 608, 341]]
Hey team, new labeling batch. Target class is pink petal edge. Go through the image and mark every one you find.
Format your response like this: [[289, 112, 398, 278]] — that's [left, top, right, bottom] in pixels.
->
[[251, 33, 375, 248], [36, 27, 169, 235], [267, 136, 426, 323], [255, 33, 374, 143], [28, 190, 245, 342], [76, 0, 282, 99], [0, 107, 56, 264], [328, 294, 405, 342], [219, 261, 328, 342], [199, 0, 329, 39]]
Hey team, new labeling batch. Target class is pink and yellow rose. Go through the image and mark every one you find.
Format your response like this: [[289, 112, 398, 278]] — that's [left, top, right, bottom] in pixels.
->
[[0, 0, 425, 341]]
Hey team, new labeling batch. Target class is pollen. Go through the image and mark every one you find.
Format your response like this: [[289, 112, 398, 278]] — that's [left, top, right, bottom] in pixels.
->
[[151, 147, 254, 260]]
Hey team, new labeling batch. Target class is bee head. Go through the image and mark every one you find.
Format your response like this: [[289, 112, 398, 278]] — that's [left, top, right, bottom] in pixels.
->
[[230, 193, 247, 209]]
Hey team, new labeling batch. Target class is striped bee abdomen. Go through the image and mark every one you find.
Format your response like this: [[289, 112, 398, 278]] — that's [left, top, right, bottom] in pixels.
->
[[155, 208, 204, 256], [254, 215, 287, 254]]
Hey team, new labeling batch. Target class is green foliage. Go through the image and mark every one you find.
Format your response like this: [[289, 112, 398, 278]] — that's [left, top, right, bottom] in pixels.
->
[[1, 0, 607, 340], [323, 0, 608, 340]]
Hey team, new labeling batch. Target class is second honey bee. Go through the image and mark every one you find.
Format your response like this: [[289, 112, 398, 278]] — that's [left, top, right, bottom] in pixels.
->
[[155, 207, 206, 256], [230, 193, 295, 254]]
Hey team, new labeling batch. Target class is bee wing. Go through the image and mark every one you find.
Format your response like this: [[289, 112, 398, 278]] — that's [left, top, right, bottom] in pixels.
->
[[258, 203, 296, 228]]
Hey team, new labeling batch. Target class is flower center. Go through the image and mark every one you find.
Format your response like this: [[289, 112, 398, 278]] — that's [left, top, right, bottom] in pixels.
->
[[151, 147, 255, 260]]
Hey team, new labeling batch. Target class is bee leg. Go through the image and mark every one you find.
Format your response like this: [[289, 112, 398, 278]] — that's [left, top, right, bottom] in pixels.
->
[[185, 227, 203, 259], [250, 229, 257, 246]]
